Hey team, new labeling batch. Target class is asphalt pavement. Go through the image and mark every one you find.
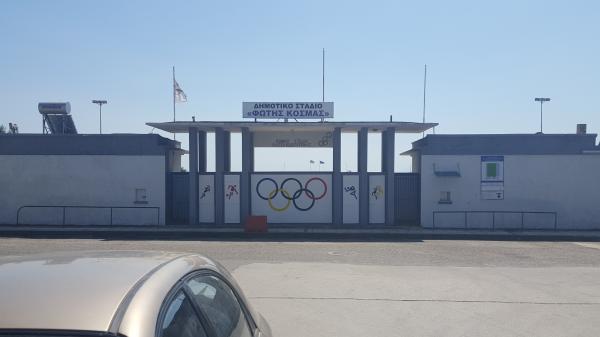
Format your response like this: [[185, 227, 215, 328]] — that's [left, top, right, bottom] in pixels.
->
[[1, 237, 599, 337]]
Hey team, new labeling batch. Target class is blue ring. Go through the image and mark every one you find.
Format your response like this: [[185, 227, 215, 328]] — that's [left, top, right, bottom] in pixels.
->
[[280, 178, 303, 200], [292, 188, 316, 211], [256, 177, 278, 200]]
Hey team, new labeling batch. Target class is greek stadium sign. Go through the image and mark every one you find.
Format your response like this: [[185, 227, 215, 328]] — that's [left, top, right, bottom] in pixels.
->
[[243, 102, 334, 119]]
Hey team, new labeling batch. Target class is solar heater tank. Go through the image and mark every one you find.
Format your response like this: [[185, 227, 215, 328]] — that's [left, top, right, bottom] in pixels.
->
[[38, 102, 71, 115]]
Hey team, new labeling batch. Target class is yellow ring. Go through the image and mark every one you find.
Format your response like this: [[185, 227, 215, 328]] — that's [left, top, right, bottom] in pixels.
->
[[268, 189, 291, 212]]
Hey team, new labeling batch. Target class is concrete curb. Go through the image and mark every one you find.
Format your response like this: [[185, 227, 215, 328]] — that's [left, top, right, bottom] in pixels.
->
[[0, 225, 599, 241]]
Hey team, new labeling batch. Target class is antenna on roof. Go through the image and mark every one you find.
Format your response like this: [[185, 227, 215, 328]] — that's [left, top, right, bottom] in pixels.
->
[[322, 48, 325, 103], [321, 48, 325, 123]]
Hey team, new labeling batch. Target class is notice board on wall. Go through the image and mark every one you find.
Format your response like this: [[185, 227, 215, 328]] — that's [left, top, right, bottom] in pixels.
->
[[481, 156, 504, 200]]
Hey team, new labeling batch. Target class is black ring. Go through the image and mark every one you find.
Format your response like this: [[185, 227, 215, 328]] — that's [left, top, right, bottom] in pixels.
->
[[292, 188, 316, 211], [280, 178, 303, 200], [256, 178, 278, 200]]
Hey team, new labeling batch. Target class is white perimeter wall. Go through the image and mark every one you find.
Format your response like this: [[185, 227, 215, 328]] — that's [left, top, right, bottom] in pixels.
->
[[421, 154, 600, 229], [0, 155, 165, 225]]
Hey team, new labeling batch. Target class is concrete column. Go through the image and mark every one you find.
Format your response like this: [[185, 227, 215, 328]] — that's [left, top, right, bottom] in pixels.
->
[[240, 128, 254, 223], [332, 128, 342, 225], [382, 128, 396, 225], [381, 131, 388, 171], [223, 131, 231, 172], [358, 127, 369, 225], [198, 131, 207, 173], [188, 128, 199, 225], [214, 128, 226, 225]]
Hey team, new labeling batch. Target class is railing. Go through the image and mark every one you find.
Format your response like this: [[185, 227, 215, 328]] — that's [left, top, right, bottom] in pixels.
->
[[432, 210, 558, 230], [16, 205, 160, 226]]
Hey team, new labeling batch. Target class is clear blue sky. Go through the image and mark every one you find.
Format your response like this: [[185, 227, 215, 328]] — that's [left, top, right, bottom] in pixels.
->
[[1, 0, 599, 171]]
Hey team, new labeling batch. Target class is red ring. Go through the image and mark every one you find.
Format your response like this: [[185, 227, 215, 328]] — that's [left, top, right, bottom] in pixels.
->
[[304, 177, 327, 200]]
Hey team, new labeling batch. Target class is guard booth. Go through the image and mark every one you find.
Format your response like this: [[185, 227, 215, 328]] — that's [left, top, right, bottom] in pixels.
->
[[149, 102, 436, 226]]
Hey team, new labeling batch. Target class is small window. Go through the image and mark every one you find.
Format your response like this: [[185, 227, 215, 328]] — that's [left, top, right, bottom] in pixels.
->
[[160, 291, 207, 337], [439, 191, 452, 204], [186, 275, 253, 337]]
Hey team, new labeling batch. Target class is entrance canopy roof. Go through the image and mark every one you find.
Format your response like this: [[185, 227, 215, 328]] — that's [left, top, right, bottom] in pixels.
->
[[147, 121, 438, 133]]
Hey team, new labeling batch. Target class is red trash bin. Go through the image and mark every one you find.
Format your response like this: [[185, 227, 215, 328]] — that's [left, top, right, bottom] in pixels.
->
[[245, 215, 268, 233]]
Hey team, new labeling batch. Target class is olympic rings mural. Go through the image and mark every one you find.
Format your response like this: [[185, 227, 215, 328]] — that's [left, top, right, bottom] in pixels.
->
[[255, 177, 328, 212]]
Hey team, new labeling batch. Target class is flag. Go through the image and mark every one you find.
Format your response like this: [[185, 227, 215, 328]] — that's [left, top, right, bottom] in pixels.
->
[[319, 160, 325, 164], [174, 79, 187, 103], [310, 160, 315, 164]]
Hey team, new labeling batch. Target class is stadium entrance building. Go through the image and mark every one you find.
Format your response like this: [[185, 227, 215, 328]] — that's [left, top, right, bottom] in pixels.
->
[[4, 101, 599, 229], [148, 101, 437, 226]]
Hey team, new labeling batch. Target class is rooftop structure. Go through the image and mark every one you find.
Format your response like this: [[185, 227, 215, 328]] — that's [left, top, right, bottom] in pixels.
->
[[147, 120, 438, 133], [0, 133, 183, 155], [403, 133, 600, 156]]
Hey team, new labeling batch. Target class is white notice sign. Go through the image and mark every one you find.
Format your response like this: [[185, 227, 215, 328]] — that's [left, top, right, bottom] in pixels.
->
[[481, 156, 504, 200], [243, 102, 334, 119]]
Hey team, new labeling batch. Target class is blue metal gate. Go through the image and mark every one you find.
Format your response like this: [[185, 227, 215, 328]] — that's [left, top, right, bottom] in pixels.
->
[[394, 173, 420, 225], [168, 173, 189, 224]]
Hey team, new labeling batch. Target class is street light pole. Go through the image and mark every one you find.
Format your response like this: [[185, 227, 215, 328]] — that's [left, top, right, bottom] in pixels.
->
[[92, 100, 108, 134], [534, 97, 550, 133]]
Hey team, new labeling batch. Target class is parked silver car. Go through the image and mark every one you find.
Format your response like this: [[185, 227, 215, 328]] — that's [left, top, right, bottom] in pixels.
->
[[0, 251, 271, 337]]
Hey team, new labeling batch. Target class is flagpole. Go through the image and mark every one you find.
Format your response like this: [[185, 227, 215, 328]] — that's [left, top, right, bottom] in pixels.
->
[[321, 48, 325, 123], [422, 64, 427, 138], [322, 48, 325, 102], [172, 66, 176, 141]]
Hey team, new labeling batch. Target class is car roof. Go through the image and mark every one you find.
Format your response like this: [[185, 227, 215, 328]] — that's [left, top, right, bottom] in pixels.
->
[[0, 251, 198, 332]]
